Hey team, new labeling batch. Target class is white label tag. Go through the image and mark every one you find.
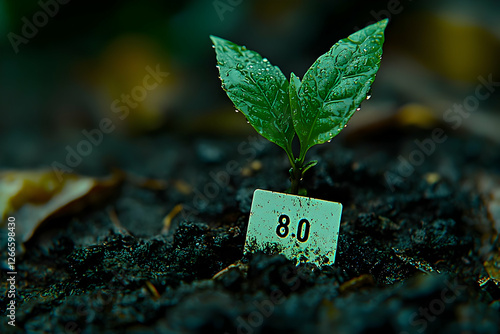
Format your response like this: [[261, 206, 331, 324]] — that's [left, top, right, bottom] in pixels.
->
[[244, 189, 342, 267]]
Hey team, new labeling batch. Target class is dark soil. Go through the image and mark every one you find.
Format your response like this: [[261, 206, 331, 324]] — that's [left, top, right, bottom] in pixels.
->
[[1, 123, 500, 334]]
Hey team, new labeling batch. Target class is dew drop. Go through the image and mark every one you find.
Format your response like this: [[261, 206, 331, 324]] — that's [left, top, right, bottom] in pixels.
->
[[356, 107, 361, 111], [263, 58, 268, 62], [235, 109, 239, 113], [212, 45, 215, 49], [366, 89, 372, 100]]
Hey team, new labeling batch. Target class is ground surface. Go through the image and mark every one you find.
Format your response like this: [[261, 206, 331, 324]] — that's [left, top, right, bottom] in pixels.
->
[[1, 121, 500, 334]]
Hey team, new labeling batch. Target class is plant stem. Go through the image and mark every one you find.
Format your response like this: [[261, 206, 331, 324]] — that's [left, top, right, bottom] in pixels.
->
[[290, 175, 300, 195], [290, 160, 302, 195], [285, 143, 305, 195]]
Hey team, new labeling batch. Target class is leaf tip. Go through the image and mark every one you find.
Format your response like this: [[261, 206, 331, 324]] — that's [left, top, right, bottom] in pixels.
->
[[290, 72, 301, 87], [209, 35, 226, 46], [378, 18, 389, 30]]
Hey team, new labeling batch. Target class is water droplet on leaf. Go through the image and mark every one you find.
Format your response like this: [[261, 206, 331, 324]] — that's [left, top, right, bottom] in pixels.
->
[[366, 89, 372, 100]]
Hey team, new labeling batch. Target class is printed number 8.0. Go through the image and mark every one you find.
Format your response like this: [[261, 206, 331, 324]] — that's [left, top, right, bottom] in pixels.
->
[[277, 214, 310, 242]]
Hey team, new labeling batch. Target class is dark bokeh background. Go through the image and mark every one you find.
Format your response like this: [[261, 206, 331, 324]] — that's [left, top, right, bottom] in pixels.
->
[[1, 0, 499, 173]]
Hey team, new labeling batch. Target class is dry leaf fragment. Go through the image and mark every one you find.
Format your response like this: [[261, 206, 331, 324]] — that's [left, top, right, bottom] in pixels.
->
[[0, 170, 123, 246]]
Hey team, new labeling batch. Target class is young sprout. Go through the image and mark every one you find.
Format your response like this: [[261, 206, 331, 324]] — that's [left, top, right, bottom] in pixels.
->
[[211, 19, 388, 195]]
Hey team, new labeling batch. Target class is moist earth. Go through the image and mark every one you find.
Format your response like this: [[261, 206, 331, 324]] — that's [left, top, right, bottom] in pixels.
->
[[1, 124, 499, 333]]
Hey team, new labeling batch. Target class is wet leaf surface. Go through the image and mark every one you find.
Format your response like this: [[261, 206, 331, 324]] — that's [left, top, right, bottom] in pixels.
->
[[293, 19, 387, 153], [211, 35, 294, 152]]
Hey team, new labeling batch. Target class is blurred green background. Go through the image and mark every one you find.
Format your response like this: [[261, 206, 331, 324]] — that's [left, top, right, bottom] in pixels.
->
[[1, 0, 499, 173]]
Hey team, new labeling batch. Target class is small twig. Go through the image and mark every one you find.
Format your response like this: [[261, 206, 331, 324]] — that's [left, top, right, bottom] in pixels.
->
[[212, 260, 247, 279], [108, 207, 131, 235], [162, 204, 183, 234], [144, 281, 160, 300]]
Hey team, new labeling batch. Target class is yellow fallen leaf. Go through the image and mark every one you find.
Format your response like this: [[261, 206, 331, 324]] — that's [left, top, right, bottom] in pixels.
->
[[0, 170, 122, 245]]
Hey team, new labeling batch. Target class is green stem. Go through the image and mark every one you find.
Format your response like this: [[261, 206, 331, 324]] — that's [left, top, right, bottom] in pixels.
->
[[289, 160, 303, 195], [290, 174, 300, 195], [285, 142, 301, 195], [285, 140, 310, 195], [285, 144, 295, 170], [298, 145, 309, 165]]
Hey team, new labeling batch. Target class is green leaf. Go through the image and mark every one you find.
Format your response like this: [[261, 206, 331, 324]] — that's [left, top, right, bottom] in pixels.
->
[[210, 35, 294, 153], [301, 160, 318, 174], [289, 71, 301, 128], [292, 19, 388, 157]]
